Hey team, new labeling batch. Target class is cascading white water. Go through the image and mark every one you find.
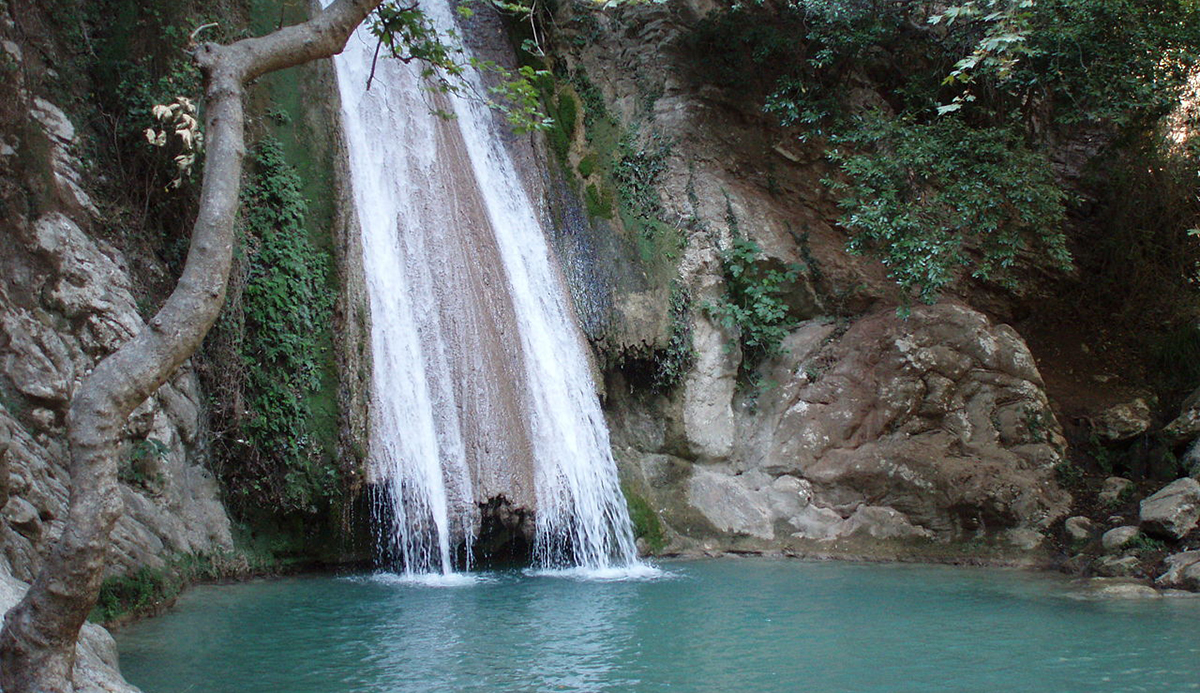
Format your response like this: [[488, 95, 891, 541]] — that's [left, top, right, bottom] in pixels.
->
[[330, 1, 639, 574]]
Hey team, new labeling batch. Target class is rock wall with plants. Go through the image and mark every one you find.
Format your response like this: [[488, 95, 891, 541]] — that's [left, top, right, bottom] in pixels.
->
[[521, 0, 1200, 576], [0, 0, 374, 652]]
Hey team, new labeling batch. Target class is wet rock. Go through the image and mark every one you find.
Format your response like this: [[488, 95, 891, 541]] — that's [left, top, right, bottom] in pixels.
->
[[1064, 516, 1095, 542], [1139, 477, 1200, 539], [1082, 578, 1162, 599], [1093, 398, 1153, 442], [1097, 477, 1134, 505], [1101, 525, 1140, 552], [1155, 551, 1200, 590]]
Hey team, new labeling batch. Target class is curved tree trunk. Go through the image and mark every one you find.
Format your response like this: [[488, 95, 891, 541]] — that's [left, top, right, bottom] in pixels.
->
[[0, 1, 382, 689]]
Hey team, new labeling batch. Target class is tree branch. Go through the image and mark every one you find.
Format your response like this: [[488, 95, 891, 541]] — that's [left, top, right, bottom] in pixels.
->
[[0, 1, 383, 690]]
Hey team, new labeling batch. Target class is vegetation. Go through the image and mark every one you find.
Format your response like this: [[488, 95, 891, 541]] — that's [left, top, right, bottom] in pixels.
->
[[687, 0, 1200, 307], [230, 138, 339, 514], [707, 236, 803, 369], [622, 483, 665, 553]]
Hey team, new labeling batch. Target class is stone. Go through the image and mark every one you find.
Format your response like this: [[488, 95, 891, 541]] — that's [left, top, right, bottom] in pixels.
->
[[1082, 578, 1162, 599], [841, 505, 932, 541], [1005, 527, 1046, 551], [1096, 554, 1142, 577], [740, 303, 1070, 542], [687, 468, 774, 540], [2, 496, 40, 535], [1155, 551, 1200, 590], [680, 314, 738, 462], [1139, 477, 1200, 539], [1064, 516, 1095, 542], [1163, 386, 1200, 444], [1097, 477, 1134, 506], [1093, 398, 1153, 442], [1101, 525, 1140, 551]]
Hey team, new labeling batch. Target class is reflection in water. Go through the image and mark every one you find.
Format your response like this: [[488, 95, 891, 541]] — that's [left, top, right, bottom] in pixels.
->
[[117, 560, 1200, 693]]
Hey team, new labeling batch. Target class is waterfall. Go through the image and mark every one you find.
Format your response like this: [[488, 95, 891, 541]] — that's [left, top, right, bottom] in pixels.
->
[[330, 1, 639, 574]]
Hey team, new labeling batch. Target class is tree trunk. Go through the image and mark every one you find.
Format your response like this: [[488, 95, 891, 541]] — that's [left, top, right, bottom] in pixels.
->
[[0, 1, 382, 689]]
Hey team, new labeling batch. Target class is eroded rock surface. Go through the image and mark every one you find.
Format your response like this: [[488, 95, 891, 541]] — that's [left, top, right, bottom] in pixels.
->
[[1139, 478, 1200, 540], [0, 69, 232, 583], [612, 303, 1070, 554]]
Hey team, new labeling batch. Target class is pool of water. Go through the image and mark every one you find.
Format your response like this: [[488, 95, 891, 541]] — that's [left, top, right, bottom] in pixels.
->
[[115, 559, 1200, 692]]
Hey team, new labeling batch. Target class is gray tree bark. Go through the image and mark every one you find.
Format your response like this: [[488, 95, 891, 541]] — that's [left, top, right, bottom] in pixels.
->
[[0, 1, 382, 690]]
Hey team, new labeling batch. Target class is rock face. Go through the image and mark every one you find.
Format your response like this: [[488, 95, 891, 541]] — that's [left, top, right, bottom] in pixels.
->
[[549, 2, 1071, 557], [1138, 478, 1200, 539], [0, 23, 231, 588], [611, 303, 1070, 553]]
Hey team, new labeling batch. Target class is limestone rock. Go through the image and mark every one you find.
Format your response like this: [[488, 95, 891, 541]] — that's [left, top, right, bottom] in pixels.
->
[[742, 303, 1070, 541], [1155, 551, 1200, 590], [1064, 516, 1095, 542], [680, 314, 738, 462], [1101, 525, 1140, 552], [687, 467, 773, 539], [1005, 528, 1046, 551], [1139, 477, 1200, 539], [1097, 476, 1134, 505], [1082, 578, 1162, 599], [1093, 398, 1153, 442]]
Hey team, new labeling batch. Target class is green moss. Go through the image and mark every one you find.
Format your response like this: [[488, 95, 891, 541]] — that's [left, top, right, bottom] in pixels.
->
[[585, 183, 614, 219], [622, 483, 665, 553], [577, 152, 598, 178]]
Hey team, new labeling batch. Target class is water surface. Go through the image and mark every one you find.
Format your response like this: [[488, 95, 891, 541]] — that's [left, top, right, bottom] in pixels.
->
[[116, 559, 1200, 692]]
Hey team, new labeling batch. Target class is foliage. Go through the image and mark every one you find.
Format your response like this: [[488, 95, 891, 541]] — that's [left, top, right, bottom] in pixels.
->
[[120, 438, 168, 488], [370, 1, 552, 132], [1151, 324, 1200, 394], [652, 285, 697, 392], [707, 237, 802, 367], [548, 91, 578, 161], [232, 139, 338, 514], [89, 550, 269, 625], [827, 114, 1071, 306], [685, 0, 1200, 304]]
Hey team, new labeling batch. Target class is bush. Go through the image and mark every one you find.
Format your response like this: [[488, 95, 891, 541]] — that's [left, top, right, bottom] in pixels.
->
[[827, 114, 1071, 305], [707, 237, 802, 367]]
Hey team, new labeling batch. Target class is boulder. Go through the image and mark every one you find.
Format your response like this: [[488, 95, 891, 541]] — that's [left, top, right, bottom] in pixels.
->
[[1097, 476, 1134, 505], [1064, 516, 1095, 542], [1163, 386, 1200, 444], [1101, 525, 1140, 552], [1081, 578, 1162, 599], [739, 304, 1070, 542], [1093, 398, 1153, 442], [1096, 554, 1142, 577], [1139, 478, 1200, 539], [1155, 551, 1200, 591]]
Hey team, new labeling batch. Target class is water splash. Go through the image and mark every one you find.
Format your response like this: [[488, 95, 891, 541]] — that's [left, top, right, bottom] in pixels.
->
[[330, 0, 639, 574]]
